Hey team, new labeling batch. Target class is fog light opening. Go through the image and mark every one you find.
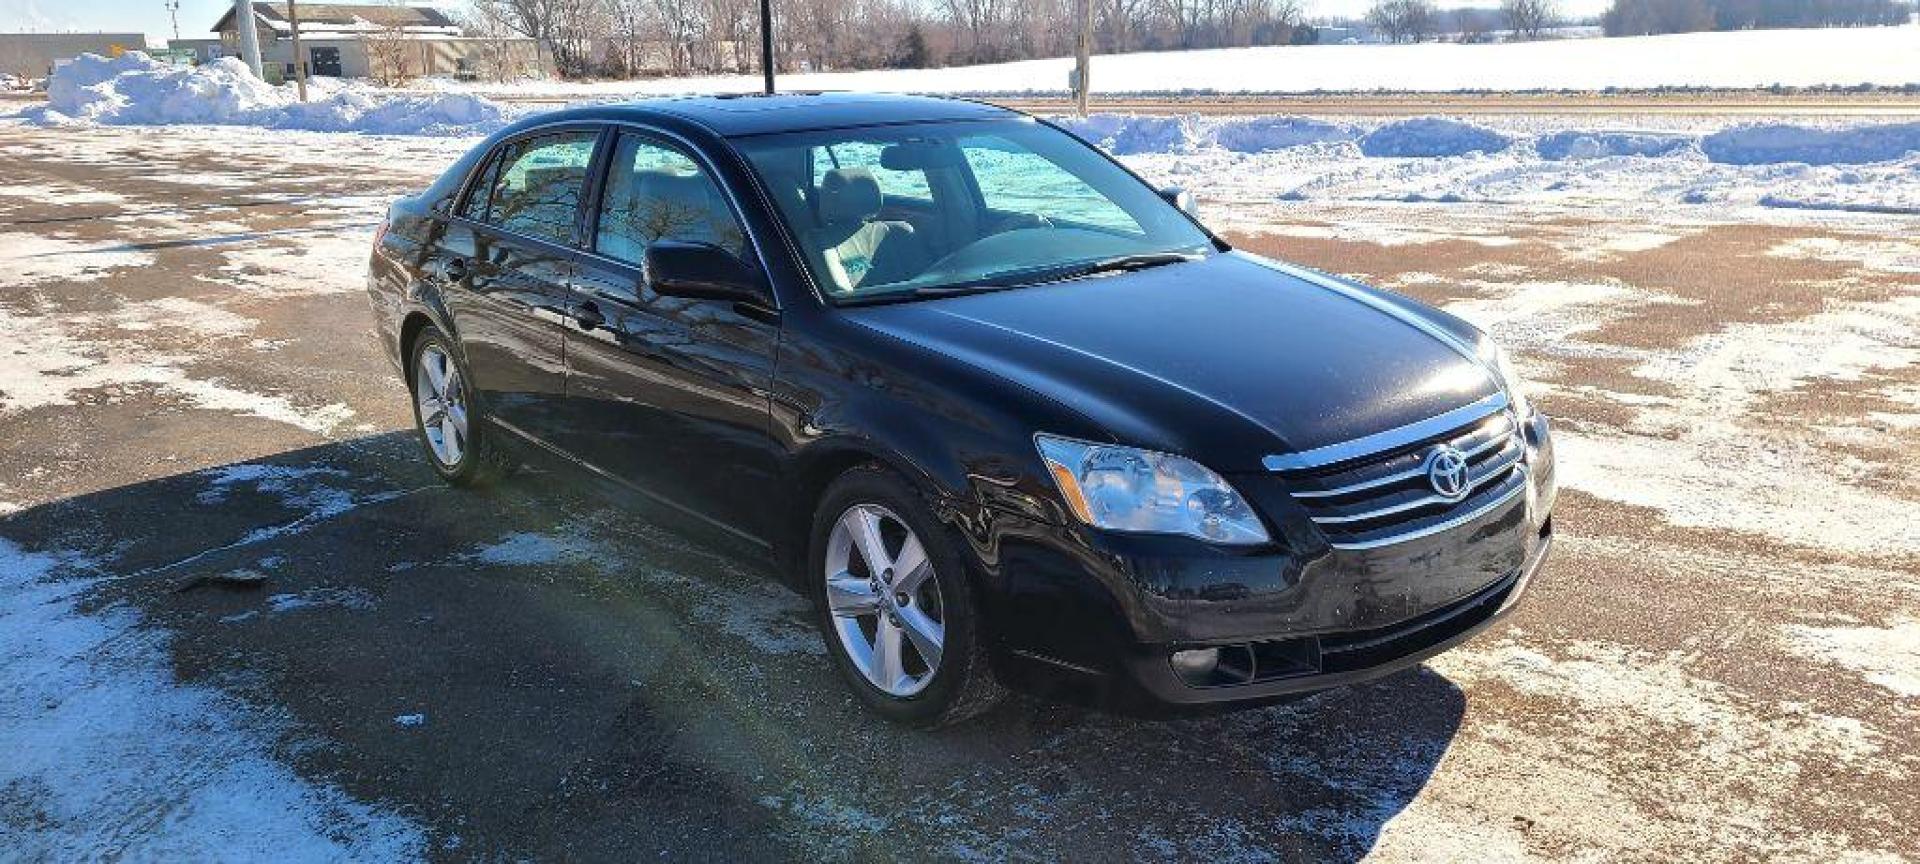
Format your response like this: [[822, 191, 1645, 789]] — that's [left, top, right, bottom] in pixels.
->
[[1170, 648, 1220, 682], [1169, 644, 1257, 687]]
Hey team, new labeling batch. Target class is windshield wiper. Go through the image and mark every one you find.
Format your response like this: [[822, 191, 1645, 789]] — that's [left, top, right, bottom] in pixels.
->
[[833, 283, 1014, 306], [915, 252, 1203, 296], [1049, 251, 1202, 283], [836, 251, 1204, 307], [910, 283, 1023, 298]]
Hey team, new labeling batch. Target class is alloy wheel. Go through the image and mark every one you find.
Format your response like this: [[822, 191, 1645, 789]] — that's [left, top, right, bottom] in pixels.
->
[[414, 344, 469, 468], [823, 503, 946, 697]]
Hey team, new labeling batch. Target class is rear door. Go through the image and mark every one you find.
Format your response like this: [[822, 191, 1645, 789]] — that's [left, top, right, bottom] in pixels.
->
[[558, 129, 783, 541], [439, 127, 601, 440]]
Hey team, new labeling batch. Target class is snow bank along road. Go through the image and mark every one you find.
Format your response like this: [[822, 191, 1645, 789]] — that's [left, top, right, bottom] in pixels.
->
[[1, 117, 1917, 861]]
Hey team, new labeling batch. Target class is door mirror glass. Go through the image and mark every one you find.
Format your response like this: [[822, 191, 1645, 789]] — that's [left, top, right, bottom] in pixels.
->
[[645, 240, 767, 304], [1158, 186, 1199, 218]]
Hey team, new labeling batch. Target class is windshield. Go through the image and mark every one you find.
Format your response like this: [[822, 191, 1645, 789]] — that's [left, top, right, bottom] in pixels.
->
[[731, 119, 1214, 304]]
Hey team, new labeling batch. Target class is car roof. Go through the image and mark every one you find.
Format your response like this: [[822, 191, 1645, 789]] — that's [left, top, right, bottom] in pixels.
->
[[531, 92, 1018, 138]]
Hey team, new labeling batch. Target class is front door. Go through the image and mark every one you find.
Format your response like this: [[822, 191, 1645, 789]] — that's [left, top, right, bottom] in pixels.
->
[[309, 47, 341, 77], [558, 130, 783, 540], [438, 128, 600, 441]]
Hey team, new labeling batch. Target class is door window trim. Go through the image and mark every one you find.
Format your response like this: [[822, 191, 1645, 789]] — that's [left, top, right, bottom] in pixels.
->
[[582, 129, 751, 269], [577, 122, 781, 312], [447, 118, 789, 312], [449, 121, 609, 250]]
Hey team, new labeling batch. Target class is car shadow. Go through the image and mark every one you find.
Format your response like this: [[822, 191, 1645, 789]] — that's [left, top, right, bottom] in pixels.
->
[[1, 432, 1467, 861]]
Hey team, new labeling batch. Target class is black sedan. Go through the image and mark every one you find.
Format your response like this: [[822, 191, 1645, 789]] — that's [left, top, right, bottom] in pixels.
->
[[366, 93, 1556, 726]]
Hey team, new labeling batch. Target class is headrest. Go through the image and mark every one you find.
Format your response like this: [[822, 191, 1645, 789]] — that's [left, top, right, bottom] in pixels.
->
[[818, 168, 882, 227], [630, 170, 714, 214]]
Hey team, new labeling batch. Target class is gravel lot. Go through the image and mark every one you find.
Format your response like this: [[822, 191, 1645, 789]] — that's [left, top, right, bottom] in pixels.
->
[[1, 121, 1916, 862]]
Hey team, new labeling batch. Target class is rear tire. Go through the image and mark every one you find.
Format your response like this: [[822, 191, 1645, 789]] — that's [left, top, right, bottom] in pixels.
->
[[809, 465, 1003, 728], [407, 326, 518, 487]]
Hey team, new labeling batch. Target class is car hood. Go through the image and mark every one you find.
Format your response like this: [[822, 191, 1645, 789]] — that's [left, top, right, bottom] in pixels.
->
[[847, 251, 1499, 471]]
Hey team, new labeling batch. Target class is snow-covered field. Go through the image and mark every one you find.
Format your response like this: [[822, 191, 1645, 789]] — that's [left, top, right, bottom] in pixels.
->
[[416, 26, 1920, 97]]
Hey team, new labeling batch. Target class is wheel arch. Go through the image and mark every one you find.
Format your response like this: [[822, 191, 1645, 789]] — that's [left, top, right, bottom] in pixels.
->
[[398, 310, 436, 374], [781, 438, 971, 588]]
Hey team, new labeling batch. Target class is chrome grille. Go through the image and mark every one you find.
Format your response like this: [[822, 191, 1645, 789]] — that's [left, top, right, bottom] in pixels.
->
[[1273, 407, 1528, 550]]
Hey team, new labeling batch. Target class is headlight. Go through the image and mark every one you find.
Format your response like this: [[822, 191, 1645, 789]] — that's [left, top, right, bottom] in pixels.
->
[[1485, 343, 1532, 418], [1034, 435, 1270, 545]]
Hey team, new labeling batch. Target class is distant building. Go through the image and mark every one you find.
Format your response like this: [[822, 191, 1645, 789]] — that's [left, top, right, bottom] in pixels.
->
[[1313, 26, 1380, 45], [197, 2, 547, 82], [0, 32, 148, 78]]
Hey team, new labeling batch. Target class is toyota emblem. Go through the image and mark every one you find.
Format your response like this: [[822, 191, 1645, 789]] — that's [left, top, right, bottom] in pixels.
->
[[1425, 446, 1471, 499]]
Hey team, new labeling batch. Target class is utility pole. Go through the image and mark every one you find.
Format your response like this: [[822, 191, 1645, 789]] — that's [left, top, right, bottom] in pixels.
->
[[759, 0, 775, 94], [288, 0, 307, 101], [233, 0, 264, 79], [165, 0, 181, 41], [1075, 0, 1094, 116]]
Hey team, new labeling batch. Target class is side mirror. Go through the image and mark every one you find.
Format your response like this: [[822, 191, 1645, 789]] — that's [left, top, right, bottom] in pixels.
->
[[1158, 186, 1199, 218], [644, 240, 768, 304]]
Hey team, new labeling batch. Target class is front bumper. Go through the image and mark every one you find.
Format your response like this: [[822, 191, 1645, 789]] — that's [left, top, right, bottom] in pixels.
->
[[1116, 521, 1549, 705], [971, 412, 1556, 709]]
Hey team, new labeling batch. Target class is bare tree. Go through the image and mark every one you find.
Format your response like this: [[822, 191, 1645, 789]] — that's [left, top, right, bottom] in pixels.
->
[[363, 7, 415, 85], [1501, 0, 1559, 39], [1366, 0, 1437, 42], [473, 0, 604, 77], [457, 2, 531, 81], [1100, 0, 1150, 51], [942, 0, 1011, 62], [1156, 0, 1209, 48]]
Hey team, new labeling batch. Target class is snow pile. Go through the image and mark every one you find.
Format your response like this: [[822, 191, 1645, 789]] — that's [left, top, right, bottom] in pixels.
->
[[1208, 116, 1358, 153], [278, 89, 515, 136], [1359, 117, 1513, 157], [1057, 114, 1359, 154], [1058, 112, 1920, 172], [1535, 130, 1695, 161], [1701, 122, 1920, 166], [1056, 113, 1198, 154], [41, 52, 282, 125], [27, 52, 518, 136]]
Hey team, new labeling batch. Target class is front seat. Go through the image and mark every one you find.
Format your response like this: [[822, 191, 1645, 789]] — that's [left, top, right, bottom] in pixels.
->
[[810, 168, 929, 293]]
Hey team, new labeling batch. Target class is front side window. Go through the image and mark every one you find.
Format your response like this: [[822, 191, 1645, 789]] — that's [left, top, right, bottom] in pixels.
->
[[594, 133, 747, 264], [733, 119, 1211, 302], [473, 131, 598, 245]]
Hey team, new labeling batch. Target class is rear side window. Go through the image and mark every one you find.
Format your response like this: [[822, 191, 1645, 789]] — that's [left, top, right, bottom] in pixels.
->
[[456, 156, 501, 221], [594, 133, 747, 264], [467, 131, 598, 244]]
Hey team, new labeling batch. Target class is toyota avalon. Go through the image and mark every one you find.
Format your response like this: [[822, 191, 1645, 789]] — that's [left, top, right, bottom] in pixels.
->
[[366, 93, 1556, 727]]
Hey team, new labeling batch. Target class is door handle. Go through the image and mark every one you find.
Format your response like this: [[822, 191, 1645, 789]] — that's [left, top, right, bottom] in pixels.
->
[[572, 300, 606, 331], [439, 257, 467, 284]]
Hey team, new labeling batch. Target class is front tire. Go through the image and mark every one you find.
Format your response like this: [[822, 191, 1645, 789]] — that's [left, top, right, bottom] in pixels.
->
[[407, 326, 517, 487], [810, 466, 1003, 727]]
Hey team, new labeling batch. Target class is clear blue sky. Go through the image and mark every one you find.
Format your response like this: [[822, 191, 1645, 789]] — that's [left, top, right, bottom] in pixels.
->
[[2, 0, 1612, 45]]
